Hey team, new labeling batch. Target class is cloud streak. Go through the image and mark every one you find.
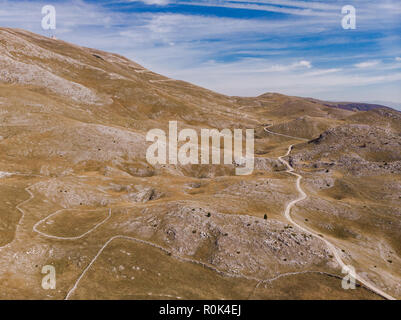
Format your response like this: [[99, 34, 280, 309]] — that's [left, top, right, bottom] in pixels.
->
[[354, 60, 381, 68], [0, 0, 400, 106], [178, 1, 338, 17]]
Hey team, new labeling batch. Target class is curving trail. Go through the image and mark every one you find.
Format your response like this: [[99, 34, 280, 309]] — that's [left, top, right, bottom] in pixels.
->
[[5, 178, 291, 299], [0, 188, 33, 251], [64, 233, 343, 300], [64, 234, 265, 300], [65, 235, 181, 300], [3, 156, 395, 299], [33, 208, 112, 240], [0, 179, 42, 251], [264, 125, 396, 300], [264, 125, 309, 142]]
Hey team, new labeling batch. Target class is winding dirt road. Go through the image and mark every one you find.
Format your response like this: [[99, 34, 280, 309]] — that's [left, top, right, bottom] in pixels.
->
[[1, 129, 396, 299], [2, 174, 342, 300], [264, 125, 396, 300]]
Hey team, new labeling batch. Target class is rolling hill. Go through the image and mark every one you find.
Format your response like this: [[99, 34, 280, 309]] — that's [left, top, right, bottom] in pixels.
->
[[0, 28, 400, 300]]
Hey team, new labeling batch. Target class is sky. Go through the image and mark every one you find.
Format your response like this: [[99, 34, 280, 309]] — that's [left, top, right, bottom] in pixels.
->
[[1, 0, 401, 108]]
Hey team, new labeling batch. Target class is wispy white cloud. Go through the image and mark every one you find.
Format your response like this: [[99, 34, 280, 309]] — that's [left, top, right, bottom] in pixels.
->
[[179, 1, 337, 17], [0, 0, 400, 106], [295, 60, 312, 68], [255, 60, 311, 72], [304, 68, 342, 76], [354, 60, 381, 68], [223, 0, 340, 11], [134, 0, 170, 5]]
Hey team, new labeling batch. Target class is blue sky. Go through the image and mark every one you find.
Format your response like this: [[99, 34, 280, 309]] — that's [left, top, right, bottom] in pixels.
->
[[1, 0, 401, 108]]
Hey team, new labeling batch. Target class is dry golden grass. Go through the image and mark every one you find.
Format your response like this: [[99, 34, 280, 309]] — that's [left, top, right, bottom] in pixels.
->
[[0, 28, 399, 300]]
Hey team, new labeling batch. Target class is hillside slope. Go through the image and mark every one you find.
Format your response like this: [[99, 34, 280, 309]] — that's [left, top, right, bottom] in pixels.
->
[[0, 28, 400, 300]]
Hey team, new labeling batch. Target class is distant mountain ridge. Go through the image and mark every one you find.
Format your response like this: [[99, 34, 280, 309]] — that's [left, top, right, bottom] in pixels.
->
[[259, 93, 394, 113], [322, 102, 392, 112]]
